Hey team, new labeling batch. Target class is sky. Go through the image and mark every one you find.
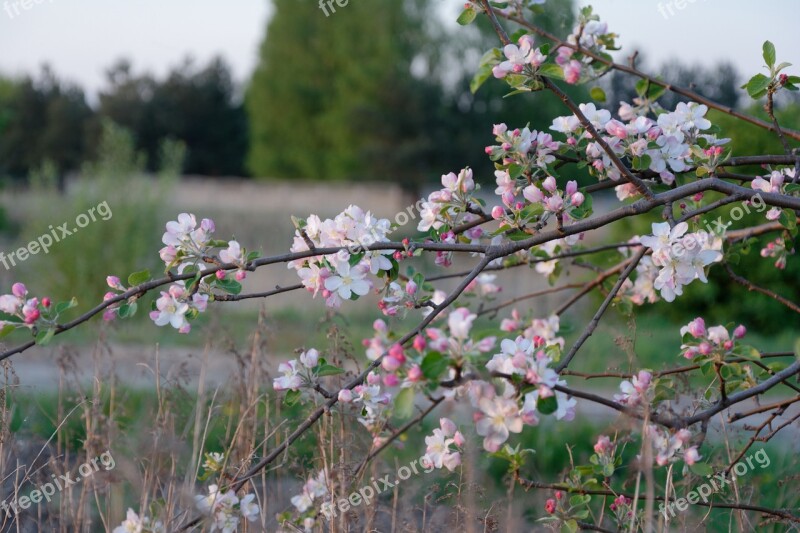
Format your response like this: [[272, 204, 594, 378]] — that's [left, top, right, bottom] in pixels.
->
[[0, 0, 798, 102]]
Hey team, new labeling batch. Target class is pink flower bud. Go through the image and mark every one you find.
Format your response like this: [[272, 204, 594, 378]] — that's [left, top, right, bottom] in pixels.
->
[[367, 372, 381, 385], [592, 159, 605, 172], [407, 364, 423, 382], [594, 435, 612, 455], [570, 192, 585, 207], [406, 280, 417, 296], [555, 491, 563, 500], [567, 136, 577, 146], [723, 340, 734, 351], [484, 146, 494, 155], [413, 335, 426, 351], [106, 276, 122, 289], [383, 373, 399, 387], [393, 251, 403, 260], [11, 283, 26, 298], [103, 291, 116, 301], [24, 308, 40, 324], [491, 206, 505, 220], [338, 389, 353, 403], [501, 142, 512, 151], [159, 245, 178, 263], [440, 417, 457, 436], [698, 341, 712, 355], [235, 270, 246, 281], [492, 123, 507, 136], [686, 317, 706, 338], [41, 297, 51, 308], [733, 325, 746, 339], [542, 176, 557, 193], [215, 270, 226, 280], [565, 180, 578, 196], [545, 499, 556, 514]]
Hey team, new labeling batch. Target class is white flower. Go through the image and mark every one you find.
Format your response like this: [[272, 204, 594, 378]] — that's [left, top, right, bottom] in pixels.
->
[[273, 360, 303, 391], [150, 286, 190, 330], [239, 494, 259, 522], [113, 509, 144, 533], [707, 326, 730, 345], [324, 260, 371, 300], [448, 307, 476, 340], [475, 396, 523, 452], [219, 240, 245, 264], [300, 348, 319, 368]]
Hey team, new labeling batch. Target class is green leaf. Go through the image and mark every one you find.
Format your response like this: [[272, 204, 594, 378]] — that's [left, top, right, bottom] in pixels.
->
[[127, 269, 151, 287], [538, 63, 564, 80], [0, 324, 16, 339], [561, 519, 579, 533], [779, 208, 797, 230], [54, 297, 78, 315], [471, 63, 494, 94], [689, 462, 714, 477], [394, 387, 415, 419], [420, 351, 449, 381], [284, 389, 301, 406], [743, 74, 771, 99], [35, 328, 55, 346], [589, 86, 606, 102], [315, 364, 344, 377], [215, 278, 242, 295], [762, 40, 776, 69], [117, 302, 138, 319], [456, 7, 477, 25], [537, 395, 558, 415]]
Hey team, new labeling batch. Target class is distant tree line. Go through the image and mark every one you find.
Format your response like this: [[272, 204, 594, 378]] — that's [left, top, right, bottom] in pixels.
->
[[0, 0, 780, 193]]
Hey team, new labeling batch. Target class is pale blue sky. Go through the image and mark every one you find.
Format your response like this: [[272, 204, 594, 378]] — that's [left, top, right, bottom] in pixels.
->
[[0, 0, 797, 100]]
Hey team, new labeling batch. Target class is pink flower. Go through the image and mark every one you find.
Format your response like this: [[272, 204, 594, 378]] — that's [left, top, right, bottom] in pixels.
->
[[733, 325, 746, 339], [570, 192, 585, 207], [563, 60, 581, 84], [605, 119, 628, 139], [338, 389, 353, 403], [594, 435, 613, 455], [406, 365, 423, 382], [11, 283, 26, 298], [684, 447, 701, 465], [542, 176, 557, 193], [413, 335, 426, 351], [383, 374, 399, 387], [681, 317, 706, 338], [159, 245, 178, 264], [545, 498, 557, 514], [491, 206, 505, 220]]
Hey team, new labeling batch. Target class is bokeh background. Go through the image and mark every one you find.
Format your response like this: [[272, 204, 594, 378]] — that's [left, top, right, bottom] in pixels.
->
[[0, 0, 798, 531]]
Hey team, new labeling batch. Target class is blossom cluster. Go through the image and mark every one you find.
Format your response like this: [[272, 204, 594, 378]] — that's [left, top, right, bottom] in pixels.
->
[[194, 484, 259, 532], [134, 213, 257, 333], [751, 167, 796, 222], [492, 34, 547, 79], [553, 11, 616, 84], [0, 282, 50, 329], [551, 101, 728, 197], [113, 509, 165, 533], [647, 426, 701, 467], [421, 417, 465, 471], [417, 167, 477, 233], [286, 470, 329, 531], [614, 370, 652, 407], [679, 317, 746, 360], [637, 222, 722, 302], [289, 205, 394, 308]]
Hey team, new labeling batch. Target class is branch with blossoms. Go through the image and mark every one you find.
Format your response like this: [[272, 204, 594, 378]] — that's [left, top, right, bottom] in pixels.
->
[[1, 1, 800, 531]]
